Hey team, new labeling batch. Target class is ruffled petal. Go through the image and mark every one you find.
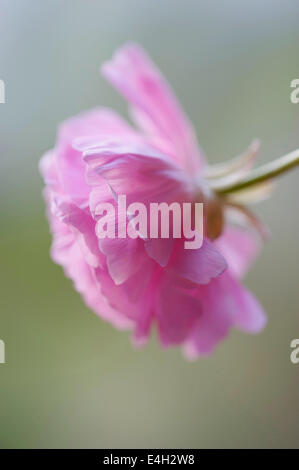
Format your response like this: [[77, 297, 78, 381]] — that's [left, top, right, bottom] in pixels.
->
[[51, 198, 103, 269], [45, 194, 131, 330], [83, 140, 191, 201], [84, 140, 193, 268], [55, 108, 137, 203]]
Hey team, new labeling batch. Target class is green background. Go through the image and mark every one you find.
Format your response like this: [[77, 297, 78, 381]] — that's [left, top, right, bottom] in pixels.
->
[[0, 0, 299, 448]]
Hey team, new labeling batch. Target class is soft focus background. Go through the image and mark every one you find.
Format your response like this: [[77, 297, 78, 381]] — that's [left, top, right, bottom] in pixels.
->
[[1, 0, 299, 448]]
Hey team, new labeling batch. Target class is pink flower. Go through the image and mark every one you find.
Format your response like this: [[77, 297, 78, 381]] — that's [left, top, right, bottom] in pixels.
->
[[40, 43, 266, 358]]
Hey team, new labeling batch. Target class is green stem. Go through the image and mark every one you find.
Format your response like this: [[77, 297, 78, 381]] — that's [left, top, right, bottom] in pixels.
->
[[215, 148, 299, 195]]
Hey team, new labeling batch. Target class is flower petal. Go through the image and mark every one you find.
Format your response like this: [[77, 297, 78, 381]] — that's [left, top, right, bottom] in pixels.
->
[[170, 239, 227, 285], [55, 108, 136, 203], [83, 140, 191, 202], [156, 278, 202, 346], [182, 271, 266, 358], [101, 43, 204, 174], [215, 226, 260, 279]]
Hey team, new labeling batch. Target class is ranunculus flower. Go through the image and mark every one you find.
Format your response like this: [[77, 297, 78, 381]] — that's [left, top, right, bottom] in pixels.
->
[[40, 43, 268, 358]]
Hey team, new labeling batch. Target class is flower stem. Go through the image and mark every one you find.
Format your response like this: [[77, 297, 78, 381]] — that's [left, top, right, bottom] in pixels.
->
[[215, 148, 299, 195]]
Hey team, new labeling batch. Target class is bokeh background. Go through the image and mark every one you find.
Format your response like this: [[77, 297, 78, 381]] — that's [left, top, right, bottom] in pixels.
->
[[1, 0, 299, 448]]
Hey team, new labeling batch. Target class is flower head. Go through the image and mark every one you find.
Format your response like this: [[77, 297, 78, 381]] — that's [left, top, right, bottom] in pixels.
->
[[40, 43, 268, 357]]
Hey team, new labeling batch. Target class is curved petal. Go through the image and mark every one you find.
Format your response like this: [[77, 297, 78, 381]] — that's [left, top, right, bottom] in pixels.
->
[[233, 283, 267, 333], [55, 108, 136, 203], [144, 238, 174, 267], [85, 140, 193, 268], [99, 236, 145, 285], [101, 43, 204, 174], [45, 194, 131, 330], [156, 277, 202, 346], [83, 140, 191, 200], [95, 258, 155, 330], [170, 238, 227, 285], [51, 198, 103, 269], [215, 226, 260, 279], [182, 271, 266, 358]]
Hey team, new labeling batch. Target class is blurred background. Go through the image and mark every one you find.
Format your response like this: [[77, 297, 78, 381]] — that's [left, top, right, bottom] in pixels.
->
[[0, 0, 299, 448]]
